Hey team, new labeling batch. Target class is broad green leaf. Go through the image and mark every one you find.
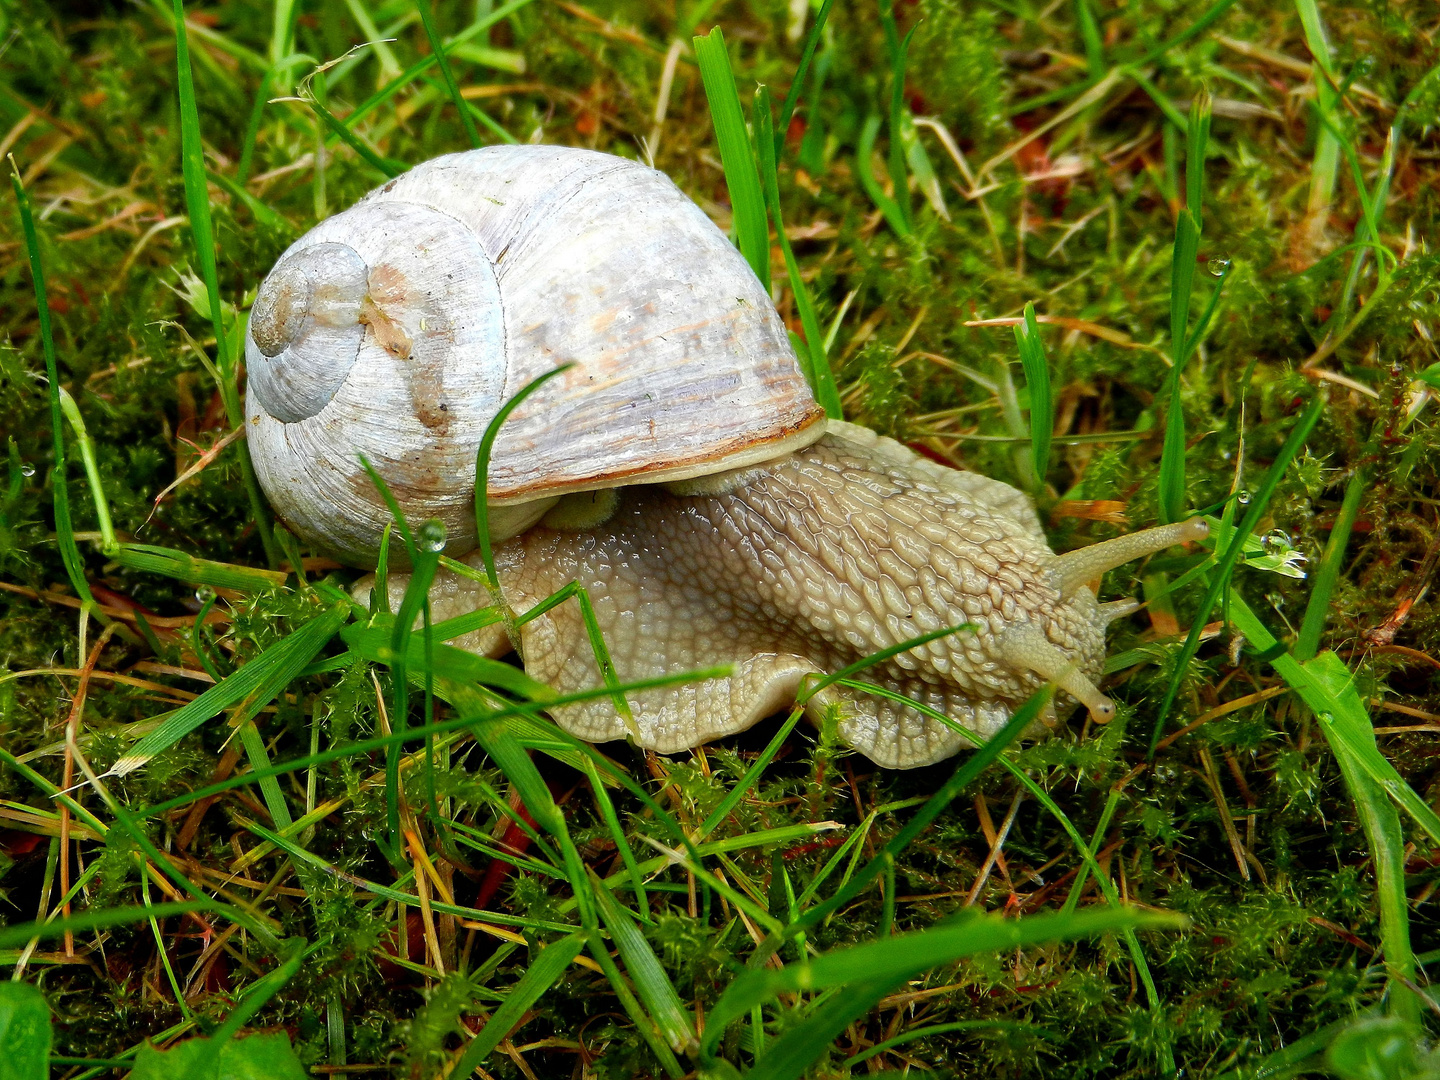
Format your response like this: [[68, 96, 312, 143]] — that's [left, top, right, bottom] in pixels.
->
[[1326, 1015, 1438, 1080], [0, 982, 50, 1080], [130, 1031, 307, 1080]]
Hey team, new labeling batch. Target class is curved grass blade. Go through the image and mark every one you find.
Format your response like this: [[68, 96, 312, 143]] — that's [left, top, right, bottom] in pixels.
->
[[592, 872, 696, 1054], [475, 364, 575, 594], [856, 114, 909, 238], [1225, 592, 1421, 1020]]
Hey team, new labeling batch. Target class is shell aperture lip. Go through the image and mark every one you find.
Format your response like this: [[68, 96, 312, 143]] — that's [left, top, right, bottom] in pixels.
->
[[246, 242, 369, 424]]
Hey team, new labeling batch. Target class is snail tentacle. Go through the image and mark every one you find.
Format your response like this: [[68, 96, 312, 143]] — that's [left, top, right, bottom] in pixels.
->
[[1049, 517, 1209, 598]]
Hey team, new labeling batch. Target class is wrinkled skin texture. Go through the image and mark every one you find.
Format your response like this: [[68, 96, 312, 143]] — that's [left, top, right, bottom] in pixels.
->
[[372, 427, 1114, 769]]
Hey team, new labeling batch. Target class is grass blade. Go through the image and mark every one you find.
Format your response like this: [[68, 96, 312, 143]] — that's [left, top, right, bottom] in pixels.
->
[[0, 901, 215, 950], [109, 602, 350, 775], [475, 365, 574, 594], [113, 543, 288, 591], [414, 0, 481, 148], [855, 113, 909, 237], [172, 0, 279, 566], [1295, 470, 1365, 661], [1224, 593, 1420, 1020], [1185, 89, 1212, 232], [754, 85, 842, 418], [1159, 209, 1200, 524], [592, 873, 696, 1053], [750, 978, 902, 1080], [9, 166, 93, 609], [877, 0, 914, 234], [583, 757, 648, 920], [451, 933, 586, 1072], [1074, 0, 1103, 73], [1013, 302, 1052, 494], [694, 27, 771, 293], [1147, 393, 1325, 754], [702, 906, 1184, 1062], [774, 0, 836, 148], [305, 91, 407, 177]]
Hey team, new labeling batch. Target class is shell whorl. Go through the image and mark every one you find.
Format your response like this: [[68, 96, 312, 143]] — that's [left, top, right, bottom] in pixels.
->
[[247, 242, 369, 423], [245, 146, 824, 567]]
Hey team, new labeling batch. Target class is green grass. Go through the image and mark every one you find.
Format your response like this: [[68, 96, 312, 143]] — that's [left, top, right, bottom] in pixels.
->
[[3, 0, 1440, 1077]]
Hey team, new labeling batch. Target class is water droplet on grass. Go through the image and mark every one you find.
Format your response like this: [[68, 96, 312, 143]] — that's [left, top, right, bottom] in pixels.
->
[[195, 585, 216, 604], [419, 519, 447, 553], [1237, 489, 1252, 505], [19, 463, 35, 477], [1208, 256, 1232, 277]]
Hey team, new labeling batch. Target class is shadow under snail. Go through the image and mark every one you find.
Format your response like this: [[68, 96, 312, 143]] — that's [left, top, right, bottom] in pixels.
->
[[245, 145, 1206, 770]]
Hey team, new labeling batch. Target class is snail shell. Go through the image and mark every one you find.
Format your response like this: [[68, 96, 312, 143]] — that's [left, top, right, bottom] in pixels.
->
[[246, 147, 825, 566]]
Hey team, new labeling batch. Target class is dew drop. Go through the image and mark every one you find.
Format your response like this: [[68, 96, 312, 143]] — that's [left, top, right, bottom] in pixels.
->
[[1318, 711, 1335, 725], [419, 519, 448, 553], [195, 585, 216, 604], [1207, 255, 1232, 277], [1237, 489, 1252, 505], [1262, 529, 1292, 554], [19, 462, 35, 478]]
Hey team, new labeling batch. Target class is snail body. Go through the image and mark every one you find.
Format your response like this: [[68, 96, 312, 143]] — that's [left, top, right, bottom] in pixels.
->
[[247, 146, 1205, 769]]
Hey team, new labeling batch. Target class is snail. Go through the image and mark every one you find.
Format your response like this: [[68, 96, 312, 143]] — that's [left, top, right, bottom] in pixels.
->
[[246, 146, 1206, 770]]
